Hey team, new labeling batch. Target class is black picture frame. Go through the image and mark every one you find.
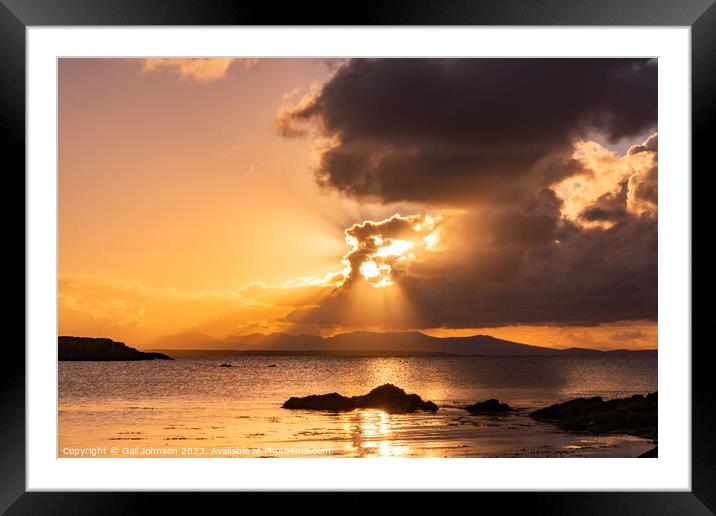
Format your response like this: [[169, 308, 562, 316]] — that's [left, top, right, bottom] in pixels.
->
[[3, 0, 711, 513]]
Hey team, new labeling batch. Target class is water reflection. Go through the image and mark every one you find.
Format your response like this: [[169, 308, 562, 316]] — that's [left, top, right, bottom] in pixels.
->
[[59, 355, 657, 458], [346, 409, 408, 457]]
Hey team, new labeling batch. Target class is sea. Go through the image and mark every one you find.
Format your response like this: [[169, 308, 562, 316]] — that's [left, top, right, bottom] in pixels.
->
[[58, 355, 657, 458]]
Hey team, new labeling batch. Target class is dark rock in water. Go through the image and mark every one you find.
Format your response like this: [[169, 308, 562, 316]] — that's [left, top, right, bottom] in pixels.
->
[[58, 336, 173, 361], [283, 392, 356, 411], [639, 446, 658, 458], [220, 363, 232, 367], [353, 384, 439, 413], [282, 383, 438, 413], [530, 392, 657, 439], [464, 399, 510, 414]]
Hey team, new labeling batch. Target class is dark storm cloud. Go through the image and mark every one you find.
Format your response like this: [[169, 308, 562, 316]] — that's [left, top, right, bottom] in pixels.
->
[[579, 183, 629, 224], [631, 166, 658, 207], [418, 201, 656, 327], [488, 188, 564, 248], [277, 60, 658, 329], [278, 58, 657, 205], [287, 166, 657, 329], [291, 210, 657, 328]]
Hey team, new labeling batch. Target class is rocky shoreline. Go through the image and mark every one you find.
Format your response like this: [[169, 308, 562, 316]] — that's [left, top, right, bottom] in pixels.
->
[[529, 392, 657, 440], [282, 385, 657, 456]]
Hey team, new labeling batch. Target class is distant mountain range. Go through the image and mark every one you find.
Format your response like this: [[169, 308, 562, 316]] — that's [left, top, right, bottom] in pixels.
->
[[146, 331, 656, 357]]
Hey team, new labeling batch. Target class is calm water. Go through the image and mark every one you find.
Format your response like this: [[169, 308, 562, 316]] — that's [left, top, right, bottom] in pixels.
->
[[59, 355, 657, 458]]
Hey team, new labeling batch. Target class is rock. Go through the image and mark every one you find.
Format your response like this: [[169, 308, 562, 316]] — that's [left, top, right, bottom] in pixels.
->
[[464, 399, 510, 414], [267, 364, 277, 367], [58, 336, 173, 361], [220, 363, 232, 367], [353, 384, 438, 413], [282, 383, 438, 413], [530, 392, 657, 439], [639, 446, 658, 458], [282, 392, 355, 411]]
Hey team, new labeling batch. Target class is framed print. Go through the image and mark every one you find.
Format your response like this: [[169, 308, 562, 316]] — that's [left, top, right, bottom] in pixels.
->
[[4, 0, 712, 512]]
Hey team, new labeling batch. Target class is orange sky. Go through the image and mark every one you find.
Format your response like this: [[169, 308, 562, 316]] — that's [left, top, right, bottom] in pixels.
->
[[58, 58, 657, 350]]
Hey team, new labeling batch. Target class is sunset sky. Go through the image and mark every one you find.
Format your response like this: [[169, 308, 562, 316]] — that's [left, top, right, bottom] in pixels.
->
[[58, 58, 658, 350]]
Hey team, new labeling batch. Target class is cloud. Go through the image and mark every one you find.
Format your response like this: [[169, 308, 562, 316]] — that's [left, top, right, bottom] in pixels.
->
[[141, 58, 258, 83], [628, 132, 658, 155], [59, 292, 147, 328], [274, 85, 322, 137], [284, 135, 658, 330], [429, 216, 655, 327], [426, 322, 657, 350], [277, 212, 443, 292], [626, 133, 658, 217], [314, 58, 349, 71], [274, 61, 659, 330], [611, 329, 649, 341], [276, 58, 657, 206], [58, 275, 333, 344], [553, 134, 658, 227], [290, 206, 657, 329], [339, 213, 442, 287]]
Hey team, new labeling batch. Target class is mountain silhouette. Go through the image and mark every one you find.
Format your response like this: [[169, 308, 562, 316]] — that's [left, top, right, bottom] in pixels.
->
[[148, 330, 656, 357]]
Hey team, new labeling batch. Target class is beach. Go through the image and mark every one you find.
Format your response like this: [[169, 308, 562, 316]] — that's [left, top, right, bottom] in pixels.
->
[[59, 355, 657, 458]]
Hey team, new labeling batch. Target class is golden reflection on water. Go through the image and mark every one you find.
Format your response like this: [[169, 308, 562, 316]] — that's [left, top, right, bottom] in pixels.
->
[[346, 409, 408, 457], [59, 356, 657, 458], [361, 358, 451, 406]]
